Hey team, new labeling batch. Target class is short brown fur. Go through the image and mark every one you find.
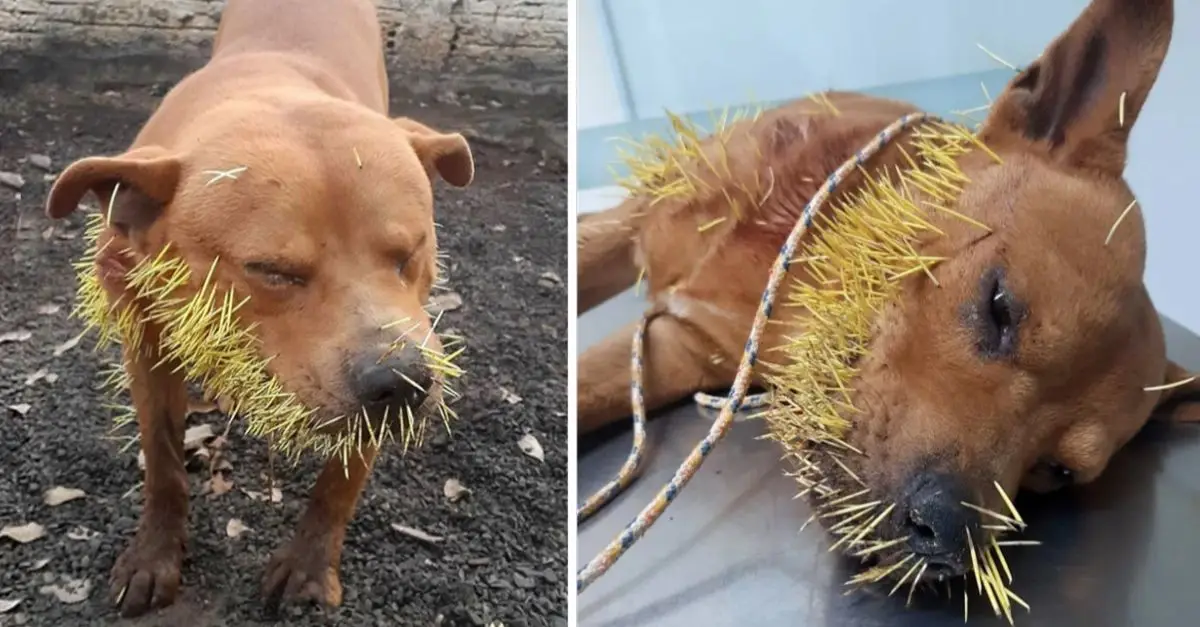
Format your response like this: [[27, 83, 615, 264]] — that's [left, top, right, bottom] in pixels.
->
[[578, 0, 1197, 565], [45, 0, 474, 617]]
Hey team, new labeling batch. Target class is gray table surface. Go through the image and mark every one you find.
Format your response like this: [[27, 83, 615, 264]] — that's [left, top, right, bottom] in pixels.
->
[[577, 290, 1200, 627]]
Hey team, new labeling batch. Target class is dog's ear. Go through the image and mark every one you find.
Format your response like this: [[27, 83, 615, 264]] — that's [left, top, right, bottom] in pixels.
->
[[46, 146, 183, 234], [393, 117, 474, 188], [979, 0, 1173, 175], [1150, 360, 1200, 424]]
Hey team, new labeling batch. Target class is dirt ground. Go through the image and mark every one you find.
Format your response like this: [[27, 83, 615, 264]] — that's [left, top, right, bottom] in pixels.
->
[[0, 56, 567, 626]]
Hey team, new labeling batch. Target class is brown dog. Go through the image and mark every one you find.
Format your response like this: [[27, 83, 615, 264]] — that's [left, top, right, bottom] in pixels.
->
[[579, 0, 1198, 579], [43, 0, 473, 617]]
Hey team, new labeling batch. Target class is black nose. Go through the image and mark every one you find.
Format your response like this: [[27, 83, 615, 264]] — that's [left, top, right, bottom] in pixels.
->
[[348, 345, 433, 412], [899, 471, 979, 564]]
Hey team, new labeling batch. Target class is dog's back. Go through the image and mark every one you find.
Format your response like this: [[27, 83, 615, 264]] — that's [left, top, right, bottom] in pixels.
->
[[210, 0, 388, 111]]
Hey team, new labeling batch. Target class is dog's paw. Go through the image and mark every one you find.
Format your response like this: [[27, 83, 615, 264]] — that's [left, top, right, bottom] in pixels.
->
[[261, 539, 343, 614], [109, 529, 185, 617]]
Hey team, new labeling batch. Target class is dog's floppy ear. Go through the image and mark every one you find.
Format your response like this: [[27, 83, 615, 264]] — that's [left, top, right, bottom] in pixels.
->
[[979, 0, 1173, 175], [393, 117, 474, 188], [1151, 360, 1200, 424], [46, 146, 183, 234]]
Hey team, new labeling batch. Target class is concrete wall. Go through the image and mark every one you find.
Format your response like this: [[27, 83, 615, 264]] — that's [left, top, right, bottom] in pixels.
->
[[0, 0, 566, 75]]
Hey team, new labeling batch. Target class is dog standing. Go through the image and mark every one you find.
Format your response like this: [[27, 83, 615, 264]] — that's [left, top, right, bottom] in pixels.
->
[[578, 0, 1199, 575], [45, 0, 473, 616]]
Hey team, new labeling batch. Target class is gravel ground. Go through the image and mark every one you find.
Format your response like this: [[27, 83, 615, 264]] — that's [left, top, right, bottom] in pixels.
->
[[0, 58, 567, 627]]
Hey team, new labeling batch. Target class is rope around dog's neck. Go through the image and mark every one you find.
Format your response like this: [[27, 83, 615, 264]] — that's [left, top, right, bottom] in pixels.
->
[[576, 112, 936, 592]]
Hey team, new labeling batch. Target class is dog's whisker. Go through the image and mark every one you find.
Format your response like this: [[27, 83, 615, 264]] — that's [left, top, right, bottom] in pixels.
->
[[1105, 199, 1139, 246], [1144, 375, 1195, 392]]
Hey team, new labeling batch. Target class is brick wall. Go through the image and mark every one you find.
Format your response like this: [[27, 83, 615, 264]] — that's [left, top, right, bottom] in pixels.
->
[[0, 0, 567, 75]]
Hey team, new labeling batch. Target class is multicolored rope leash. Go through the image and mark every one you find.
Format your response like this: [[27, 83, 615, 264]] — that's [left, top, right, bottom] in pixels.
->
[[576, 112, 937, 592]]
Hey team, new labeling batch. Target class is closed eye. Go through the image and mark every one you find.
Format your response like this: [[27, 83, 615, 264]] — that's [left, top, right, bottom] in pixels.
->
[[243, 261, 308, 288]]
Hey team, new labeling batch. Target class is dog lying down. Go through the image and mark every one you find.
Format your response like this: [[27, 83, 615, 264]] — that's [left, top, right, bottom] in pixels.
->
[[577, 0, 1199, 616], [42, 0, 473, 618]]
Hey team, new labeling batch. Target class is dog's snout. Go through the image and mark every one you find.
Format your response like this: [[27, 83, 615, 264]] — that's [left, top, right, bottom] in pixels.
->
[[349, 346, 432, 412], [899, 471, 978, 563]]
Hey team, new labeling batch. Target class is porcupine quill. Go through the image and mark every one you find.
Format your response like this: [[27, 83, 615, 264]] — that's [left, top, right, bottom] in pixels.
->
[[73, 211, 464, 467], [613, 95, 1035, 623]]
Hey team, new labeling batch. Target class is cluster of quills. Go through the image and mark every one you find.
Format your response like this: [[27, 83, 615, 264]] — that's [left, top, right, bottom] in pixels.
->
[[615, 93, 1036, 623], [74, 211, 464, 470]]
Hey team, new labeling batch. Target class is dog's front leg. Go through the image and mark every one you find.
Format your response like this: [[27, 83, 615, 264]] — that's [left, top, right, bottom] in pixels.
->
[[111, 339, 190, 617], [262, 445, 379, 612]]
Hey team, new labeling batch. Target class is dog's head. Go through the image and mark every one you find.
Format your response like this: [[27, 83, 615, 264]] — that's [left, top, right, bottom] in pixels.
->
[[777, 0, 1195, 587], [45, 98, 474, 455]]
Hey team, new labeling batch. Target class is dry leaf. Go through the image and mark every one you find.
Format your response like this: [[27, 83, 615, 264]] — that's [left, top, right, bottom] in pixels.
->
[[391, 523, 444, 544], [0, 330, 32, 344], [443, 478, 471, 502], [187, 399, 220, 415], [226, 518, 250, 538], [183, 424, 215, 451], [39, 577, 91, 604], [43, 486, 86, 506], [0, 599, 21, 613], [206, 473, 234, 497], [428, 291, 464, 314], [66, 526, 99, 541], [6, 403, 31, 417], [23, 369, 50, 386], [499, 387, 523, 405], [52, 333, 83, 356], [243, 487, 283, 503], [517, 434, 544, 462], [0, 522, 45, 544]]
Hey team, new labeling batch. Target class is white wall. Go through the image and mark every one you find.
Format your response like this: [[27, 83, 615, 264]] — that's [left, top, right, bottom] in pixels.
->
[[576, 0, 628, 129], [1128, 0, 1200, 334], [577, 0, 1200, 333]]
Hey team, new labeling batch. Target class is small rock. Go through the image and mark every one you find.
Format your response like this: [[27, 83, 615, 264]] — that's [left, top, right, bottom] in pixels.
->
[[28, 154, 52, 171], [6, 404, 31, 417], [36, 304, 61, 315], [0, 171, 25, 190], [512, 573, 536, 589], [0, 599, 21, 613]]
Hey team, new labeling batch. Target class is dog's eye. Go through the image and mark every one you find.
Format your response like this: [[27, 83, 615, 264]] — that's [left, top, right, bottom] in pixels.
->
[[976, 268, 1022, 359], [244, 262, 307, 288], [1036, 458, 1075, 486]]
